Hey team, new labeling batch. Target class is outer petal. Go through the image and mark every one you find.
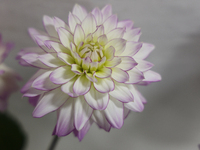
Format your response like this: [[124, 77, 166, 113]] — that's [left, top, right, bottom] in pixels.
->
[[55, 98, 74, 136], [68, 12, 81, 33], [109, 82, 134, 103], [104, 97, 124, 129], [74, 96, 93, 130], [72, 4, 87, 21], [57, 27, 73, 49], [50, 66, 76, 84], [101, 5, 112, 22], [43, 15, 58, 38], [53, 17, 70, 31], [46, 41, 70, 54], [84, 84, 109, 110], [33, 88, 69, 117], [135, 59, 154, 72], [73, 75, 91, 95], [32, 70, 59, 91], [126, 68, 144, 84], [133, 43, 155, 60], [92, 110, 111, 132], [94, 77, 114, 93], [92, 7, 103, 25], [117, 56, 138, 71], [117, 20, 134, 31], [120, 41, 142, 57], [137, 70, 161, 85], [124, 85, 144, 112], [103, 15, 118, 33], [111, 67, 129, 83], [106, 28, 125, 41], [123, 28, 141, 42], [81, 13, 97, 36]]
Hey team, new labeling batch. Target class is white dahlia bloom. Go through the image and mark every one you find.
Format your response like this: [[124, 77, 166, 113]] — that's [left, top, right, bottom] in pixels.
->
[[0, 34, 20, 112], [18, 4, 161, 140]]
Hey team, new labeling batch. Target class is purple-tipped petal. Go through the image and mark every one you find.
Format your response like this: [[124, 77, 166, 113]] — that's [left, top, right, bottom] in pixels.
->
[[94, 77, 114, 93], [53, 17, 70, 32], [134, 43, 155, 60], [61, 76, 78, 97], [106, 28, 125, 41], [33, 88, 69, 117], [57, 27, 73, 49], [92, 7, 103, 25], [57, 52, 75, 65], [126, 68, 144, 84], [117, 20, 134, 31], [84, 84, 109, 110], [120, 41, 142, 57], [135, 59, 154, 72], [103, 15, 118, 33], [68, 12, 81, 33], [74, 96, 93, 130], [137, 70, 161, 85], [123, 28, 141, 42], [111, 67, 129, 83], [117, 56, 138, 71], [72, 4, 87, 21], [55, 98, 74, 136], [101, 5, 112, 22], [29, 96, 40, 107], [43, 15, 58, 38], [73, 75, 91, 95], [104, 97, 124, 129], [109, 82, 134, 103], [81, 13, 97, 36]]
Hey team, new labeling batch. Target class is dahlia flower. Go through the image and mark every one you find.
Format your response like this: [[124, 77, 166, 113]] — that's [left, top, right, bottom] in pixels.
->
[[0, 34, 20, 112], [18, 4, 161, 141]]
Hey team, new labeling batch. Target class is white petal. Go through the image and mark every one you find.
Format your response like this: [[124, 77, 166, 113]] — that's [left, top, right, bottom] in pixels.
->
[[126, 68, 144, 84], [134, 43, 155, 59], [97, 34, 108, 46], [43, 15, 58, 38], [81, 13, 97, 36], [32, 70, 59, 91], [94, 77, 114, 93], [92, 25, 104, 42], [139, 70, 161, 84], [95, 67, 112, 78], [103, 15, 118, 34], [53, 17, 70, 32], [73, 75, 91, 95], [68, 12, 81, 33], [50, 66, 76, 84], [55, 98, 74, 136], [72, 4, 87, 21], [33, 88, 68, 117], [92, 110, 111, 131], [57, 27, 73, 49], [135, 59, 154, 72], [105, 57, 121, 68], [74, 96, 93, 130], [101, 5, 112, 22], [106, 28, 125, 41], [117, 20, 134, 31], [84, 85, 109, 110], [117, 56, 138, 71], [74, 24, 85, 46], [92, 7, 103, 25], [120, 41, 142, 57], [104, 97, 123, 129], [111, 67, 129, 83], [61, 76, 78, 97], [57, 52, 75, 65], [104, 46, 115, 61], [38, 53, 65, 68], [123, 28, 141, 42], [109, 82, 134, 103], [47, 41, 70, 54]]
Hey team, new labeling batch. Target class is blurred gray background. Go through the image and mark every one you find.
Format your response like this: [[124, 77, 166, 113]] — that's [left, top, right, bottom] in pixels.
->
[[1, 0, 200, 149]]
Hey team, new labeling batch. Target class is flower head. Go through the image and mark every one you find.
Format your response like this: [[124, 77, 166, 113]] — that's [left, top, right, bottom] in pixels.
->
[[0, 34, 20, 112], [18, 4, 161, 141]]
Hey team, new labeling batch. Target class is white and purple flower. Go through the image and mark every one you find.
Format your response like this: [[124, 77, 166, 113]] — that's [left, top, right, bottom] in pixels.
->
[[18, 4, 161, 141], [0, 34, 20, 112]]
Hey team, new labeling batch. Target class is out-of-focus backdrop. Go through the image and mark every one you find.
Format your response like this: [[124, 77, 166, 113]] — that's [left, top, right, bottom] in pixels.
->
[[1, 0, 200, 150]]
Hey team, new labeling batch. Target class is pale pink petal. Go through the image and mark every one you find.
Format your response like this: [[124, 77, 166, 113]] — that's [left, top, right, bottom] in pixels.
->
[[92, 110, 111, 132], [92, 7, 103, 25], [135, 59, 154, 72], [104, 97, 123, 129], [117, 56, 138, 71], [120, 41, 142, 57], [103, 15, 118, 33], [43, 15, 58, 38], [137, 70, 161, 85], [111, 67, 129, 83], [32, 70, 59, 91], [93, 77, 114, 93], [133, 43, 155, 59], [73, 75, 91, 95], [33, 88, 69, 117], [72, 4, 87, 21], [55, 98, 74, 136], [74, 96, 93, 130], [101, 5, 112, 22], [84, 84, 109, 110], [117, 20, 134, 31], [123, 28, 141, 42], [50, 66, 76, 84], [126, 68, 144, 84], [109, 82, 134, 103]]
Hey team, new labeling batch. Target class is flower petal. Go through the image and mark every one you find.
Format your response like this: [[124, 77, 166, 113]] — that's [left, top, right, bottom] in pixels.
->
[[123, 28, 141, 42], [104, 46, 115, 61], [117, 56, 138, 71], [33, 88, 68, 117], [92, 25, 104, 42], [61, 76, 78, 97], [109, 82, 134, 103], [92, 110, 111, 132], [68, 12, 81, 33], [57, 52, 75, 65], [135, 59, 154, 72], [43, 15, 58, 38], [103, 15, 118, 33], [97, 34, 108, 46], [126, 68, 144, 84], [47, 41, 70, 54], [73, 75, 91, 95], [106, 28, 125, 41], [74, 24, 85, 46], [53, 17, 70, 32], [72, 4, 87, 21], [104, 97, 123, 129], [71, 64, 83, 75], [50, 66, 76, 84], [92, 7, 103, 25], [32, 70, 59, 91], [120, 41, 142, 57], [57, 27, 73, 49], [117, 20, 134, 31], [81, 13, 97, 36], [95, 67, 112, 78], [93, 77, 114, 93], [74, 96, 93, 130], [111, 67, 129, 83], [84, 84, 109, 110], [55, 98, 74, 136], [105, 57, 121, 68], [137, 70, 161, 85], [38, 53, 65, 68], [133, 43, 155, 59], [105, 38, 126, 56], [101, 5, 112, 22]]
